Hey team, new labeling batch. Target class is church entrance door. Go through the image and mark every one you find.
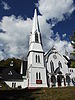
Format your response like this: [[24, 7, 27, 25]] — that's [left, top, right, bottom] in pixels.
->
[[51, 75, 56, 87], [66, 75, 70, 86], [57, 75, 62, 86]]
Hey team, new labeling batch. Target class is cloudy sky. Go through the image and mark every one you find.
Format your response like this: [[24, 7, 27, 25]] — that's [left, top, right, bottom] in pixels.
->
[[0, 0, 75, 60]]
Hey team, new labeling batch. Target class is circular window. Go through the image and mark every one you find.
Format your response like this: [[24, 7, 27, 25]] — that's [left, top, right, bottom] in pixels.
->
[[53, 55, 57, 59]]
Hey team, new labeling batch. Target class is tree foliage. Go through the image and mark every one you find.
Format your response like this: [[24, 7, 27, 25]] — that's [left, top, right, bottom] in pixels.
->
[[0, 58, 21, 73], [70, 32, 75, 68]]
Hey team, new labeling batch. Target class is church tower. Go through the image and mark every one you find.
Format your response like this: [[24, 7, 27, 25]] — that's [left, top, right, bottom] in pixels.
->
[[27, 8, 47, 87]]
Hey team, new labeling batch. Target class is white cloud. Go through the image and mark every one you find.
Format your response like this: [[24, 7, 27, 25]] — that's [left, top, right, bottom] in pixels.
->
[[38, 0, 75, 55], [39, 0, 75, 22], [0, 15, 32, 60], [0, 51, 5, 60], [62, 33, 67, 38], [0, 0, 75, 60], [54, 40, 73, 56], [1, 0, 11, 10]]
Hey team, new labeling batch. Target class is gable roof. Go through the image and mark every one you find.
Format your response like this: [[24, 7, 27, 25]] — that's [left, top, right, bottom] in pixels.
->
[[1, 67, 22, 81], [45, 47, 61, 62], [45, 47, 68, 63], [45, 47, 59, 56]]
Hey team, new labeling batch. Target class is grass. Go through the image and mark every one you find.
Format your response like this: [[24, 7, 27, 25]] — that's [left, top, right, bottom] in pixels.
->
[[0, 87, 75, 100], [32, 87, 75, 100]]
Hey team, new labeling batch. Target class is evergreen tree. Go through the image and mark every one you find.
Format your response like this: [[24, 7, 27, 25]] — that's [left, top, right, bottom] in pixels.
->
[[70, 32, 75, 68]]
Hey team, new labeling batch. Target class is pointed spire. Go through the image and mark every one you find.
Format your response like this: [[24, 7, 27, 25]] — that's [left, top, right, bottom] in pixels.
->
[[32, 8, 40, 34]]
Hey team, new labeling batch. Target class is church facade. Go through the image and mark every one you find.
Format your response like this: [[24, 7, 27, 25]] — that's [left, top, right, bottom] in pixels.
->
[[3, 8, 75, 88], [45, 47, 75, 87]]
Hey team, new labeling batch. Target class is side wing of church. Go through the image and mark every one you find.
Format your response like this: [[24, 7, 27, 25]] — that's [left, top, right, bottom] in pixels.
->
[[0, 8, 75, 89], [45, 47, 75, 87]]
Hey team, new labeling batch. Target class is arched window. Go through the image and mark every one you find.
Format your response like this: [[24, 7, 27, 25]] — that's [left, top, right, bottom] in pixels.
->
[[39, 72, 41, 80], [36, 72, 38, 80], [50, 60, 54, 73], [38, 55, 40, 63], [35, 32, 39, 43], [58, 61, 62, 68], [36, 55, 37, 63]]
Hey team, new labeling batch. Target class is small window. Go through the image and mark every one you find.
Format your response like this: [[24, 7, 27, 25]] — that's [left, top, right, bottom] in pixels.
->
[[39, 72, 41, 80], [35, 32, 39, 43], [36, 72, 38, 80], [8, 71, 12, 75], [12, 83, 16, 88], [58, 61, 62, 68], [38, 55, 40, 63]]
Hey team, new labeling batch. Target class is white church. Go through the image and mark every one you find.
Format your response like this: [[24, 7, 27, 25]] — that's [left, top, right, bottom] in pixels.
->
[[3, 8, 75, 89]]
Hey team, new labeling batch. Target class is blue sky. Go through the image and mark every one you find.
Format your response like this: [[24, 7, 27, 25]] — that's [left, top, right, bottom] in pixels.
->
[[0, 0, 75, 60], [52, 10, 75, 41], [0, 0, 37, 18]]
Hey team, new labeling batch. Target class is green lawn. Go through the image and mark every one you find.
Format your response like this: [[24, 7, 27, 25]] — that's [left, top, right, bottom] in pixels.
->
[[0, 87, 75, 100]]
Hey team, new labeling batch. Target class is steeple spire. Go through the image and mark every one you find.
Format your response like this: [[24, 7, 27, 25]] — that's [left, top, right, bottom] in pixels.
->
[[29, 8, 42, 45], [32, 8, 40, 34], [29, 8, 43, 52]]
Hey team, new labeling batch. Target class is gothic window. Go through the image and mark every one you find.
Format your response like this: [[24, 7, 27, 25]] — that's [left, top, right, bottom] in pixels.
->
[[38, 55, 40, 63], [35, 32, 39, 43], [39, 72, 41, 80], [50, 60, 54, 73], [58, 61, 62, 68], [36, 55, 40, 63], [36, 72, 38, 80], [36, 55, 37, 63], [36, 72, 41, 80]]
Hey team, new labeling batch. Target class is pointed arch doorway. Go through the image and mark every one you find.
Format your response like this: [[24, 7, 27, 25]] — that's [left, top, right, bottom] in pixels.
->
[[51, 75, 56, 87], [57, 75, 62, 86], [57, 72, 64, 86]]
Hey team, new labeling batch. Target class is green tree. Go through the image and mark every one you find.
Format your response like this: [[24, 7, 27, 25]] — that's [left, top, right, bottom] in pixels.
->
[[70, 32, 75, 68], [0, 58, 21, 73]]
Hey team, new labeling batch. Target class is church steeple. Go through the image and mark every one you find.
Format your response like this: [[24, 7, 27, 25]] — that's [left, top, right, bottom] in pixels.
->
[[27, 8, 47, 88], [32, 8, 40, 34], [29, 8, 42, 45]]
